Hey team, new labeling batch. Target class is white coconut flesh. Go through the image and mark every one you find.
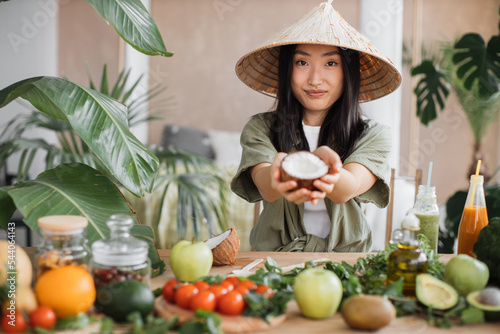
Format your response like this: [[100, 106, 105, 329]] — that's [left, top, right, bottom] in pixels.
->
[[205, 229, 231, 249], [282, 152, 328, 179]]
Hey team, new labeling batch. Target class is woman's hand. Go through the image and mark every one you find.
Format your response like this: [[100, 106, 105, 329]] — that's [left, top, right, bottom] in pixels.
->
[[269, 153, 323, 205], [311, 146, 342, 197]]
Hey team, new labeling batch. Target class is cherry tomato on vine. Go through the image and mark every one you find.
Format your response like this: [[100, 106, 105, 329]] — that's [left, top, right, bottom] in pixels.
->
[[255, 284, 274, 298], [175, 284, 199, 309], [223, 276, 240, 287], [194, 280, 210, 291], [217, 290, 245, 315], [190, 290, 217, 312], [235, 284, 251, 296], [162, 278, 179, 303], [209, 284, 228, 300], [238, 279, 256, 291], [29, 306, 56, 330], [1, 311, 27, 333], [220, 279, 234, 292]]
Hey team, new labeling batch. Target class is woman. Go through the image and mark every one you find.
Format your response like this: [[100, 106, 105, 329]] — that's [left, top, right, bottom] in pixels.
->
[[231, 1, 401, 252]]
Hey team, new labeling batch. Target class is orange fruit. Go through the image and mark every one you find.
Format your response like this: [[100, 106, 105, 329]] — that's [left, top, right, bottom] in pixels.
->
[[35, 266, 96, 319]]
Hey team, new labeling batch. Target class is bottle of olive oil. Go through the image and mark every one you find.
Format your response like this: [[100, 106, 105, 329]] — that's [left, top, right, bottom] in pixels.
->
[[387, 211, 428, 298]]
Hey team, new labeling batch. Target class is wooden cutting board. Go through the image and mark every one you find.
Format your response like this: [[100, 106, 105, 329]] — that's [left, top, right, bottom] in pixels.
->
[[154, 297, 287, 333]]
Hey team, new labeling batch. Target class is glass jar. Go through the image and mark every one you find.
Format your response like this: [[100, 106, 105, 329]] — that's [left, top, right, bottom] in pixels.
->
[[413, 185, 440, 253], [36, 215, 90, 277], [90, 214, 150, 290]]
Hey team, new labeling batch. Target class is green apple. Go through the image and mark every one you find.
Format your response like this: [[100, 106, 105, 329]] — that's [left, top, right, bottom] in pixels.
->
[[293, 268, 343, 319], [169, 240, 213, 282], [444, 254, 489, 296]]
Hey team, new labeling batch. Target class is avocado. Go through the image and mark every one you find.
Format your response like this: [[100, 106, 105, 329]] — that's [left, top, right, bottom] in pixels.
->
[[467, 287, 500, 322], [416, 274, 459, 310], [94, 279, 155, 322]]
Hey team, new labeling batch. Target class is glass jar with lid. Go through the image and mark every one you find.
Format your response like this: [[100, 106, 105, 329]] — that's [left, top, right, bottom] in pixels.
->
[[90, 214, 150, 290], [36, 215, 90, 277]]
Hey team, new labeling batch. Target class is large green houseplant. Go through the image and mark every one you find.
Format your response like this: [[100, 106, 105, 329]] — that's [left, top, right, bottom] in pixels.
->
[[0, 0, 227, 276], [411, 7, 500, 178]]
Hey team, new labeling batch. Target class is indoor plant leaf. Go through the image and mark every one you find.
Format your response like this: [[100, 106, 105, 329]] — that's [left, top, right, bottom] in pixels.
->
[[86, 0, 173, 57], [453, 33, 500, 97], [411, 60, 450, 125], [0, 187, 16, 231], [1, 163, 163, 273], [0, 76, 159, 197]]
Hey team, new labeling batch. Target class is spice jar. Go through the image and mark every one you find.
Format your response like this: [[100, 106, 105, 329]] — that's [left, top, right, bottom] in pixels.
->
[[36, 215, 90, 277], [90, 214, 150, 290]]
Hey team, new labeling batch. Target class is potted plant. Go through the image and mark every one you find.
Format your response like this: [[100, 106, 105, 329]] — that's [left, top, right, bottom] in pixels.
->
[[411, 7, 500, 179], [0, 0, 227, 276]]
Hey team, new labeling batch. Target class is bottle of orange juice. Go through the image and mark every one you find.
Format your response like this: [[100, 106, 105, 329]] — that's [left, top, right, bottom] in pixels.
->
[[457, 175, 488, 257]]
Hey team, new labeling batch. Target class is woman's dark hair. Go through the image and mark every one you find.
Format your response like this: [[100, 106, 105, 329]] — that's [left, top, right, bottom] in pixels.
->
[[269, 44, 367, 161]]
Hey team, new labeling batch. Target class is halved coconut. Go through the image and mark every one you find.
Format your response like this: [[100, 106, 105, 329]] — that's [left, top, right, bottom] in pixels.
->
[[280, 151, 329, 190], [205, 228, 240, 266]]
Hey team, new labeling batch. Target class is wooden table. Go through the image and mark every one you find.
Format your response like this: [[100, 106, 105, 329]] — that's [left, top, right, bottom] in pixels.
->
[[152, 251, 499, 333]]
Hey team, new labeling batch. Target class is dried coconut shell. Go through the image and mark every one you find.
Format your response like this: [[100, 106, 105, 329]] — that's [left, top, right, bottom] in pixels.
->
[[205, 228, 240, 266]]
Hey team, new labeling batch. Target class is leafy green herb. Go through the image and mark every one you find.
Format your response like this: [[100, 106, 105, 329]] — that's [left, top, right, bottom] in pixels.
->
[[179, 310, 222, 334], [125, 312, 178, 334], [54, 313, 90, 330], [98, 317, 114, 334], [152, 287, 163, 298]]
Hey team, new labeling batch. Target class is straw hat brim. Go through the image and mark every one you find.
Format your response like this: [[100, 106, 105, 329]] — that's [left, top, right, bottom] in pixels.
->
[[235, 1, 402, 102]]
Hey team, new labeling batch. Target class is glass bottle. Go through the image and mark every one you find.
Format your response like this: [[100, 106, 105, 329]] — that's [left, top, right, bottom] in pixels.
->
[[413, 185, 440, 254], [90, 214, 150, 290], [387, 212, 428, 299], [457, 175, 489, 257], [36, 215, 90, 277]]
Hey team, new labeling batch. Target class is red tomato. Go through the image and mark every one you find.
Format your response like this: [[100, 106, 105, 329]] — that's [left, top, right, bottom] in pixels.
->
[[208, 284, 228, 300], [217, 290, 245, 316], [175, 284, 199, 309], [190, 290, 216, 312], [162, 278, 179, 303], [220, 279, 234, 292], [1, 311, 27, 333], [255, 284, 274, 298], [238, 279, 256, 291], [29, 306, 56, 330], [235, 284, 250, 296], [223, 276, 240, 287], [194, 280, 210, 291]]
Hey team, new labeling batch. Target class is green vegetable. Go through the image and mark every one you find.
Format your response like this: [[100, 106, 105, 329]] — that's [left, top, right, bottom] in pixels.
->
[[94, 280, 155, 323], [474, 218, 500, 284]]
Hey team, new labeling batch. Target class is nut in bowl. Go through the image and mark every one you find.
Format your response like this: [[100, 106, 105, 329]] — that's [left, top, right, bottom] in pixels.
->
[[280, 151, 329, 191]]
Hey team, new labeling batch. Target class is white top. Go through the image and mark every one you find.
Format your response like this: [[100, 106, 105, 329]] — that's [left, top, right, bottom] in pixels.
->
[[302, 123, 331, 239]]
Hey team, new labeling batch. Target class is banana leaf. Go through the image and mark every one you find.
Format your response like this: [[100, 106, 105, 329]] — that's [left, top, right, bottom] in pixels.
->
[[0, 76, 159, 197], [86, 0, 173, 57], [0, 163, 164, 275]]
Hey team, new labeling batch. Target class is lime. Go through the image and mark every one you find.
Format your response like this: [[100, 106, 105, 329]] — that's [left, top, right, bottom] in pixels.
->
[[444, 254, 489, 296]]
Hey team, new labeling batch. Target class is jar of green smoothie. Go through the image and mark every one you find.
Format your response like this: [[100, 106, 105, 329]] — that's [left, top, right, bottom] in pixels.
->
[[413, 185, 440, 253]]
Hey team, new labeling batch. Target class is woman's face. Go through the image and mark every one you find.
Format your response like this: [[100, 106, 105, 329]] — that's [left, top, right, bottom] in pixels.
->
[[291, 44, 344, 124]]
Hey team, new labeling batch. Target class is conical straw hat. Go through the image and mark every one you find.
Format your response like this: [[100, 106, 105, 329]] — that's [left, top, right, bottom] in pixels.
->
[[235, 0, 402, 102]]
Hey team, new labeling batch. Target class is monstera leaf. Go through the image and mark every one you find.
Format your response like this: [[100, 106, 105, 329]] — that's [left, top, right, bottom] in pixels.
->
[[453, 33, 500, 96], [0, 76, 159, 197], [86, 0, 173, 57], [0, 163, 164, 275], [411, 60, 450, 125]]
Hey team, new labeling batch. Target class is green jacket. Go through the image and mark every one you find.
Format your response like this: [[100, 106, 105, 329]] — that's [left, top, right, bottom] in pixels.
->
[[230, 112, 391, 252]]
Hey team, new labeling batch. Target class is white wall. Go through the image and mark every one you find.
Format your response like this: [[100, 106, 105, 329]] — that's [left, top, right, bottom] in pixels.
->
[[0, 0, 59, 178]]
